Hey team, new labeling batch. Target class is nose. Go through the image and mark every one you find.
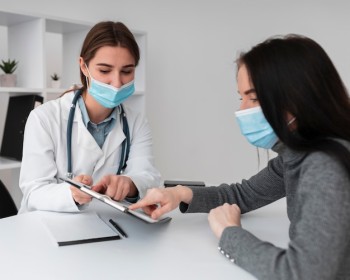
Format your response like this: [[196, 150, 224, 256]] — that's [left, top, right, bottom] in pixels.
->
[[239, 102, 247, 111], [110, 74, 123, 88]]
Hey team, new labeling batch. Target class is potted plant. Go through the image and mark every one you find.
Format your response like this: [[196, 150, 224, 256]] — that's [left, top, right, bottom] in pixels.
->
[[50, 73, 61, 88], [0, 59, 18, 87]]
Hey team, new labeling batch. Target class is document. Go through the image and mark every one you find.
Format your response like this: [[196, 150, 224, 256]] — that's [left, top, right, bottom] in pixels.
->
[[60, 177, 172, 224], [40, 211, 120, 246]]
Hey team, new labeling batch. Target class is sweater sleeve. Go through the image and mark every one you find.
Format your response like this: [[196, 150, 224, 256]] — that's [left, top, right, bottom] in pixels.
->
[[181, 154, 286, 214], [218, 152, 350, 280]]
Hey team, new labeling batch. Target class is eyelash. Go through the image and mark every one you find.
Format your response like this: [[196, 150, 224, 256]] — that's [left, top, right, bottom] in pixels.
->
[[121, 70, 133, 75], [99, 70, 133, 75], [238, 97, 258, 102]]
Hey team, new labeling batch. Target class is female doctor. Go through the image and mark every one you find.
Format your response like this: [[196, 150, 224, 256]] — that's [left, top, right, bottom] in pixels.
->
[[18, 21, 161, 213]]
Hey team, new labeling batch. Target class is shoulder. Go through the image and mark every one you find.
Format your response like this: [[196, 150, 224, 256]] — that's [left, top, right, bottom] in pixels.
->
[[29, 92, 73, 122], [121, 103, 148, 127], [303, 139, 350, 171], [300, 141, 350, 190], [121, 103, 144, 120]]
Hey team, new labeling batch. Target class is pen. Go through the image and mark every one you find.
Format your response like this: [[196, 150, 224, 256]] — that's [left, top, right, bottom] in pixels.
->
[[109, 219, 128, 238]]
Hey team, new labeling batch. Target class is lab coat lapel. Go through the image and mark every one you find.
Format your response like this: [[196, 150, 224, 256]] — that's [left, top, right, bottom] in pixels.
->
[[93, 113, 126, 172], [61, 93, 125, 171]]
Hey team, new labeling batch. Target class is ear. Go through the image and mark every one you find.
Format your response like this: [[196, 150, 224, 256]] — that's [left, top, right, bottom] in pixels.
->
[[79, 57, 88, 77]]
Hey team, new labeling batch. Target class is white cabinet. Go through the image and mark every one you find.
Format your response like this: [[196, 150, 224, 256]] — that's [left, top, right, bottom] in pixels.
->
[[0, 9, 147, 205]]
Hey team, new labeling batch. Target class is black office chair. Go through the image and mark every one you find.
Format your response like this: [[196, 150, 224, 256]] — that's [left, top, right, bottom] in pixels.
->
[[0, 180, 18, 219]]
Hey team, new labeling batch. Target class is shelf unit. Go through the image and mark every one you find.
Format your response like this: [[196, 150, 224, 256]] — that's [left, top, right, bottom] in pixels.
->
[[0, 9, 147, 195]]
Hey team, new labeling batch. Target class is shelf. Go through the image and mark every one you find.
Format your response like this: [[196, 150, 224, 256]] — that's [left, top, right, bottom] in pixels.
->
[[0, 87, 43, 93], [0, 156, 21, 170]]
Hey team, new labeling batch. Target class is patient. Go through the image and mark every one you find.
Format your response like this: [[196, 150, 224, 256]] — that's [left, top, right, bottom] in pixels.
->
[[130, 34, 350, 279]]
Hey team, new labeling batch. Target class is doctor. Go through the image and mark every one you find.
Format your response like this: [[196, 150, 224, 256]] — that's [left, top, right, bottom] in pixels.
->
[[19, 21, 161, 213]]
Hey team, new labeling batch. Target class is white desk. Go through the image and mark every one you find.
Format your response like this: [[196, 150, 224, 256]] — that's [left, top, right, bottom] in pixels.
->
[[0, 198, 289, 280]]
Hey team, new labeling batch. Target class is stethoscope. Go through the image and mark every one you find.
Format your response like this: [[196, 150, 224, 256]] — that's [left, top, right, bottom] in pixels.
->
[[66, 89, 130, 179]]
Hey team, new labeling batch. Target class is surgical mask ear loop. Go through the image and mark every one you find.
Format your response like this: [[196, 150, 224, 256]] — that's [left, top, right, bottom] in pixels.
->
[[84, 63, 92, 88]]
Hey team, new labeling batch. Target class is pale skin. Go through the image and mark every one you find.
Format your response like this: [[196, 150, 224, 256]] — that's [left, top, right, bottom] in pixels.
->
[[130, 64, 296, 239], [70, 45, 138, 205]]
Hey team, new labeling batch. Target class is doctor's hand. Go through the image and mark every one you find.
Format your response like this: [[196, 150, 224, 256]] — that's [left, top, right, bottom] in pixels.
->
[[208, 203, 241, 239], [70, 174, 95, 205], [93, 175, 138, 201], [128, 186, 193, 220]]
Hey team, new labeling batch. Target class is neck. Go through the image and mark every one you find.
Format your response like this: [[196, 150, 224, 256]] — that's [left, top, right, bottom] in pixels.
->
[[82, 91, 112, 123]]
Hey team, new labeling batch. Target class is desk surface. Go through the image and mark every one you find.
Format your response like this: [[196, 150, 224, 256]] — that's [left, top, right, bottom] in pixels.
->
[[0, 198, 289, 280]]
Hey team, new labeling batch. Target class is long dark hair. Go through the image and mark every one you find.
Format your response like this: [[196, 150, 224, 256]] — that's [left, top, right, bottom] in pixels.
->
[[79, 21, 140, 90], [238, 34, 350, 174]]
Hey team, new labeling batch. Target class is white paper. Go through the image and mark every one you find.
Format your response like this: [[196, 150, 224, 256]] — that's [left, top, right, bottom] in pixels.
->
[[40, 211, 119, 246]]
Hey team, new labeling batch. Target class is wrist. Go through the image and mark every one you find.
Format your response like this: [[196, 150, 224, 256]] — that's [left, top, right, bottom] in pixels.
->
[[175, 185, 193, 205]]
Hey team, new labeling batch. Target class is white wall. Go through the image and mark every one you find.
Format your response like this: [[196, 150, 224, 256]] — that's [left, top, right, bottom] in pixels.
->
[[1, 0, 349, 185]]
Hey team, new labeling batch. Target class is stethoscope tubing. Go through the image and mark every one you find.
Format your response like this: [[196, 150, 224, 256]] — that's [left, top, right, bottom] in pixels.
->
[[66, 89, 129, 179]]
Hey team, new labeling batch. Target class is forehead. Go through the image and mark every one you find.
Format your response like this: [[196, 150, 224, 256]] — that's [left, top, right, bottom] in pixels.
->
[[93, 46, 135, 65], [237, 64, 253, 92]]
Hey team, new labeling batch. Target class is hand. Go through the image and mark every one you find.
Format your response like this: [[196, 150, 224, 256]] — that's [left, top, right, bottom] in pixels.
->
[[92, 175, 138, 201], [208, 203, 241, 239], [128, 186, 193, 220], [70, 174, 93, 205]]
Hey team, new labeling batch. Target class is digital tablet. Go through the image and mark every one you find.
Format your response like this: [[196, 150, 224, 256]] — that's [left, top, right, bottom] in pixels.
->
[[60, 177, 172, 224]]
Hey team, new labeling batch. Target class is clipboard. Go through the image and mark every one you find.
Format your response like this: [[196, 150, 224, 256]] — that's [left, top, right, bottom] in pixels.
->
[[60, 177, 172, 224]]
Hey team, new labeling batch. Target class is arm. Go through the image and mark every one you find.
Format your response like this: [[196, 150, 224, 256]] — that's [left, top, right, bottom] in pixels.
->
[[130, 154, 285, 218], [182, 154, 286, 214], [19, 109, 81, 213], [217, 152, 350, 280]]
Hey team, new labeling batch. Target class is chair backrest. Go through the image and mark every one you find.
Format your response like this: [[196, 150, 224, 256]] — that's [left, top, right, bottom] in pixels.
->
[[0, 180, 18, 219]]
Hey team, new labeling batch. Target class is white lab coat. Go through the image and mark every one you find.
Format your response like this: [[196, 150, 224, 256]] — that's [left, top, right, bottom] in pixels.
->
[[18, 92, 161, 213]]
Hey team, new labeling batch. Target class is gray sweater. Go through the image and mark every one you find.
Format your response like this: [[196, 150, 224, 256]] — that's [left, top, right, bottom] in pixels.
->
[[181, 141, 350, 280]]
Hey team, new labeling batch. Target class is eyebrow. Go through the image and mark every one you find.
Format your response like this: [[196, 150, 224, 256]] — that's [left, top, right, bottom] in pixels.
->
[[243, 88, 256, 95], [237, 88, 256, 95], [96, 63, 135, 68], [122, 64, 136, 68]]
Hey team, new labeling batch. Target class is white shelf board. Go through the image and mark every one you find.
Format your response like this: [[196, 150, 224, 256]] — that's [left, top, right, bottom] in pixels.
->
[[0, 87, 43, 93], [0, 157, 21, 170]]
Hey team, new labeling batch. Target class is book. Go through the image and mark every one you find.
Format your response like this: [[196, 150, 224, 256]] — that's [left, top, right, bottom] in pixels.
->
[[60, 177, 172, 224], [40, 211, 120, 246]]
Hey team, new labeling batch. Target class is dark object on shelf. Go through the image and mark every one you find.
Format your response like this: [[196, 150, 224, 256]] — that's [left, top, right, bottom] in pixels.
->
[[0, 180, 17, 219], [0, 94, 43, 161], [164, 180, 205, 188]]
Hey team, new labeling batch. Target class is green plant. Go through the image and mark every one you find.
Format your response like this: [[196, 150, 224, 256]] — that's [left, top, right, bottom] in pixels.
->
[[51, 73, 60, 81], [0, 59, 18, 74]]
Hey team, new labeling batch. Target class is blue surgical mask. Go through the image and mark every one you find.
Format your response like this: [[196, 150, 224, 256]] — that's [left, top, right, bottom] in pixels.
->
[[235, 106, 278, 149], [85, 64, 135, 108]]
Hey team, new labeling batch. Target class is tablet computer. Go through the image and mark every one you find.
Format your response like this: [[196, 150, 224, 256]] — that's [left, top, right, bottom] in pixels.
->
[[60, 177, 172, 224]]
